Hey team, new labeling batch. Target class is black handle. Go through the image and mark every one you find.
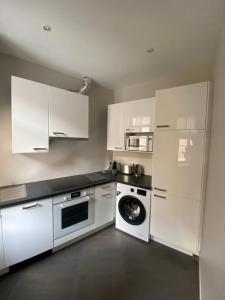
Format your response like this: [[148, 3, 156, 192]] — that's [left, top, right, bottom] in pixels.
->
[[154, 194, 167, 199], [33, 147, 48, 151], [154, 187, 167, 192], [53, 132, 67, 136], [156, 125, 170, 128]]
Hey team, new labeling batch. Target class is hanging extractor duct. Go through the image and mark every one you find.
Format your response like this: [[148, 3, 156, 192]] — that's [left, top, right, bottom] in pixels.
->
[[78, 76, 91, 95]]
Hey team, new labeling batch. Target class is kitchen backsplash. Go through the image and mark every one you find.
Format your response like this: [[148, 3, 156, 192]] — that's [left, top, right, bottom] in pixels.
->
[[112, 151, 152, 175]]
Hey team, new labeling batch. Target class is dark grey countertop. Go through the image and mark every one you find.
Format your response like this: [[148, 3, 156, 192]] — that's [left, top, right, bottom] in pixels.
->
[[0, 171, 152, 208]]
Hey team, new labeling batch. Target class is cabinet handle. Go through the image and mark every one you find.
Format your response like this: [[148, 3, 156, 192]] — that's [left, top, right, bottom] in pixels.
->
[[156, 125, 170, 128], [154, 194, 167, 199], [154, 187, 167, 192], [22, 203, 41, 210], [101, 186, 112, 190], [102, 193, 112, 197], [53, 132, 67, 136], [33, 147, 48, 151], [115, 147, 122, 150]]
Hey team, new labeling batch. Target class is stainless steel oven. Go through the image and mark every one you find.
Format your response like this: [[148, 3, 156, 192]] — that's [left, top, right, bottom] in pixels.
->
[[53, 188, 95, 240]]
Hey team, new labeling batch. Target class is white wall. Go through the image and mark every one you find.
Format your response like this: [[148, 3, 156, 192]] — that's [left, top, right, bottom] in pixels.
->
[[0, 53, 113, 186], [199, 15, 225, 300], [113, 72, 210, 175]]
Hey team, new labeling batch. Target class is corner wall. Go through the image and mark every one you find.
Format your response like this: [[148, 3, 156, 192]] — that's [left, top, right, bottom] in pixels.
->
[[199, 13, 225, 300], [0, 53, 113, 186]]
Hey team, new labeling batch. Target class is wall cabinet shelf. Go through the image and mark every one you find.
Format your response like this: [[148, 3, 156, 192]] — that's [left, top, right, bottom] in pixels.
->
[[155, 82, 210, 130], [107, 97, 155, 151], [49, 86, 88, 139], [11, 76, 49, 153], [11, 76, 89, 153]]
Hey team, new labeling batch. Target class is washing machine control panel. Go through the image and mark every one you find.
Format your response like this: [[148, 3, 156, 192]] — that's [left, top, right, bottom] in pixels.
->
[[137, 189, 147, 196]]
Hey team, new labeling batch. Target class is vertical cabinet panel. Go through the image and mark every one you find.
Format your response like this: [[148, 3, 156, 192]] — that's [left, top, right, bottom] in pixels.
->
[[152, 130, 205, 201], [107, 103, 125, 150], [0, 213, 5, 270], [124, 97, 156, 133], [155, 82, 209, 130], [95, 183, 116, 228], [11, 76, 49, 153], [151, 193, 200, 253], [1, 198, 53, 267], [49, 87, 89, 138]]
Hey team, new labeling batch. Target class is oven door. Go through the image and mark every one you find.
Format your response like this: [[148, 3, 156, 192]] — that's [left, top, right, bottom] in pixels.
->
[[53, 196, 95, 239]]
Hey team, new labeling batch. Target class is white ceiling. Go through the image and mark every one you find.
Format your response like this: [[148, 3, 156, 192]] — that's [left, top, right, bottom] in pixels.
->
[[0, 0, 224, 88]]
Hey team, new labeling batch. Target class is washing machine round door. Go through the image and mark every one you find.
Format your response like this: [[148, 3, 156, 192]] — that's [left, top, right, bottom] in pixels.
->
[[118, 195, 146, 225]]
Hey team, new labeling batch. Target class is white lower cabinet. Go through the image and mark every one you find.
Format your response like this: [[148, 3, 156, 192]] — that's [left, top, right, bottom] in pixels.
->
[[0, 213, 5, 270], [1, 198, 53, 267], [94, 183, 116, 229], [150, 193, 201, 254]]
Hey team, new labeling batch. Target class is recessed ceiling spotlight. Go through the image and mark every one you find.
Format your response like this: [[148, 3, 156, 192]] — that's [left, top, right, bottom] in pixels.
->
[[147, 48, 154, 53], [43, 25, 51, 32]]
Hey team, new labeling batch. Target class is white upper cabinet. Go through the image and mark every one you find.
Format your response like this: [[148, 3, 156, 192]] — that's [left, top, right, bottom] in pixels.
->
[[107, 102, 125, 151], [107, 98, 155, 151], [155, 82, 210, 130], [11, 76, 49, 153], [152, 130, 205, 201], [0, 212, 5, 270], [49, 87, 89, 138], [124, 97, 156, 133]]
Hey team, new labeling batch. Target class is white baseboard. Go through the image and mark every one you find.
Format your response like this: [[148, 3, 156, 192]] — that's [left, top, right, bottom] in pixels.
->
[[151, 235, 199, 257]]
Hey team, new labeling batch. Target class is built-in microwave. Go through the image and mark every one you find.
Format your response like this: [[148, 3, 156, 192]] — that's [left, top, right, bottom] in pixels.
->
[[126, 135, 153, 152]]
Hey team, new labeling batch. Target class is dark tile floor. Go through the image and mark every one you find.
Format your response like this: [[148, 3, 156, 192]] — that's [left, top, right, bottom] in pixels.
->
[[0, 226, 199, 300]]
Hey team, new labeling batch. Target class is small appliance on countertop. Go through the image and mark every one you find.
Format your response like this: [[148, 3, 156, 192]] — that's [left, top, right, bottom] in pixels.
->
[[121, 164, 134, 175], [121, 163, 144, 176], [133, 164, 144, 177], [103, 160, 121, 175]]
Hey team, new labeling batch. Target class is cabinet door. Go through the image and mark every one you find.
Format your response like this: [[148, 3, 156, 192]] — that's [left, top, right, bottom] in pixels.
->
[[107, 103, 125, 150], [151, 193, 201, 253], [49, 87, 89, 138], [0, 213, 5, 270], [124, 97, 156, 133], [95, 183, 116, 228], [1, 198, 53, 267], [11, 76, 49, 153], [155, 82, 209, 130], [152, 130, 205, 201]]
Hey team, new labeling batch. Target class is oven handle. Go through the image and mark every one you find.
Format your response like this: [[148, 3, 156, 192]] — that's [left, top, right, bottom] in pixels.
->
[[59, 196, 94, 208]]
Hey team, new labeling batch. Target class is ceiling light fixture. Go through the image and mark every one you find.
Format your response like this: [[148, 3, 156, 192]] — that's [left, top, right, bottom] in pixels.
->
[[147, 48, 154, 53], [43, 25, 51, 32]]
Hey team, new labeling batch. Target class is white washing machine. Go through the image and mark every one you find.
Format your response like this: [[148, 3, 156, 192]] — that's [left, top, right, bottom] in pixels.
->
[[116, 183, 151, 242]]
